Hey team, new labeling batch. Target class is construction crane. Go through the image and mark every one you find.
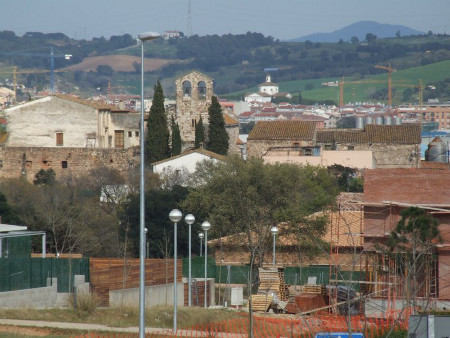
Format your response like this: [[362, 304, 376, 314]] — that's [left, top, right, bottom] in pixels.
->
[[0, 66, 66, 102], [0, 47, 72, 93], [394, 79, 424, 124], [336, 78, 387, 107], [374, 63, 396, 106]]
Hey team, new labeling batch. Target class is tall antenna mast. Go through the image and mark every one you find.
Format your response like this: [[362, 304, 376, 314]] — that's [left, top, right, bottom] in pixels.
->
[[187, 0, 192, 36]]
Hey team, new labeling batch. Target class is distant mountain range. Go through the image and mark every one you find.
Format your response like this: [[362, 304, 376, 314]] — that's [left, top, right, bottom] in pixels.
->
[[288, 21, 424, 43]]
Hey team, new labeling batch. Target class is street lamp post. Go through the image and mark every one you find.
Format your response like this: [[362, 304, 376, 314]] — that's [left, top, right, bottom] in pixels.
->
[[201, 221, 211, 308], [169, 209, 182, 334], [198, 233, 204, 257], [185, 214, 195, 307], [137, 31, 160, 338], [270, 226, 278, 266]]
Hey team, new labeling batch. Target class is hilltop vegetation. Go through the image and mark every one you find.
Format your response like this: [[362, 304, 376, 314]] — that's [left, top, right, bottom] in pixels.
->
[[1, 29, 450, 103]]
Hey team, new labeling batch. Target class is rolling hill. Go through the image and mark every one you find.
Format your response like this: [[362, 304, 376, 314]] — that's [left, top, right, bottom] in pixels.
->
[[288, 21, 424, 43]]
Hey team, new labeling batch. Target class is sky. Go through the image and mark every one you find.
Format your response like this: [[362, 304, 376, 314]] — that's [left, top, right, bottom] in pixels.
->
[[0, 0, 449, 41]]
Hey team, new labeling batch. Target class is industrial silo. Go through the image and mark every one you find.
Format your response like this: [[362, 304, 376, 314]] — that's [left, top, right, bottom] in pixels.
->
[[375, 116, 384, 125], [425, 137, 449, 163], [366, 116, 374, 125], [384, 116, 392, 125], [393, 116, 402, 125], [356, 117, 365, 129]]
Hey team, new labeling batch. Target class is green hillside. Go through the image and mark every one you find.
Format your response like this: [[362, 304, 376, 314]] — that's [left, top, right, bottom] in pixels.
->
[[275, 60, 450, 105]]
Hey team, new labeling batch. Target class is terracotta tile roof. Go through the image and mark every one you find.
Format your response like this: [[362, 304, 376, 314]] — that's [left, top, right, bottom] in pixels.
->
[[248, 120, 316, 141], [316, 124, 421, 144], [316, 129, 367, 143], [364, 124, 421, 144], [224, 114, 238, 125], [55, 94, 124, 111]]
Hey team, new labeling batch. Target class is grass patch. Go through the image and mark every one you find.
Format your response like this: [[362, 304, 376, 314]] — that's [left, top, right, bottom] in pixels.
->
[[0, 305, 245, 329]]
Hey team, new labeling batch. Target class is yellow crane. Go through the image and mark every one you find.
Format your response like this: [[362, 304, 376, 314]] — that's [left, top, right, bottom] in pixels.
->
[[374, 63, 396, 106], [0, 66, 64, 102], [337, 78, 387, 107]]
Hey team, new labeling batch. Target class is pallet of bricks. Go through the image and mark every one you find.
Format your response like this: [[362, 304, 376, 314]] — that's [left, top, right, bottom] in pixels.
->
[[250, 266, 289, 312]]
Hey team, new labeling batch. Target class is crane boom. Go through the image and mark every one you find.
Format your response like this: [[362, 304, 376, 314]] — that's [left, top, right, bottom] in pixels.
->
[[0, 47, 71, 93], [375, 63, 396, 106]]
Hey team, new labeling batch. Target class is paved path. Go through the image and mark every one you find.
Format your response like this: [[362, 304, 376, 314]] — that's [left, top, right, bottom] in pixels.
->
[[0, 319, 174, 335]]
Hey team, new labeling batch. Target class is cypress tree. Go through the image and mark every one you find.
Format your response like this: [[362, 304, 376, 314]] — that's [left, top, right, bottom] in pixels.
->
[[195, 116, 205, 149], [145, 81, 170, 163], [207, 96, 229, 155], [171, 115, 182, 156]]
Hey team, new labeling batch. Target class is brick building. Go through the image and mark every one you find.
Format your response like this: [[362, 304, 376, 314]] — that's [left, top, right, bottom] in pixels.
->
[[362, 167, 450, 309]]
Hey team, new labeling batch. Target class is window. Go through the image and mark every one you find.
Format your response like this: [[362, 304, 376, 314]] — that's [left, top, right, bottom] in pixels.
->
[[192, 119, 196, 128], [128, 131, 132, 137], [182, 80, 191, 97], [135, 131, 139, 137], [324, 144, 332, 150], [348, 145, 355, 151], [56, 132, 63, 146], [304, 148, 312, 156], [198, 81, 206, 99], [62, 161, 68, 169]]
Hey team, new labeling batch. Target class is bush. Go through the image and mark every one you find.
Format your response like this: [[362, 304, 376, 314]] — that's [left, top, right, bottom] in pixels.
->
[[70, 292, 99, 315]]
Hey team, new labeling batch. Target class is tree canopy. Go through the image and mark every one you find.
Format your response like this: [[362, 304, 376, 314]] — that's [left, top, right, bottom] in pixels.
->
[[171, 116, 182, 156], [182, 156, 339, 266], [195, 116, 205, 149], [207, 96, 229, 155], [146, 81, 170, 164]]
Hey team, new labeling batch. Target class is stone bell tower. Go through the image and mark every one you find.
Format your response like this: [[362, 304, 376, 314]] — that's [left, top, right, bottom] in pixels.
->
[[174, 71, 214, 148]]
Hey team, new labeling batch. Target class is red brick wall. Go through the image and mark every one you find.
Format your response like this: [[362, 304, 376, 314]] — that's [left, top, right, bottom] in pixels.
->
[[364, 168, 450, 204]]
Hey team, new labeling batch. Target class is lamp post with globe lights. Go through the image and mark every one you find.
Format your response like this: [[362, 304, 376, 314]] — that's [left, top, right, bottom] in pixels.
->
[[198, 232, 204, 256], [201, 221, 211, 307], [184, 214, 195, 307], [271, 226, 279, 266], [169, 209, 182, 333], [137, 31, 160, 338]]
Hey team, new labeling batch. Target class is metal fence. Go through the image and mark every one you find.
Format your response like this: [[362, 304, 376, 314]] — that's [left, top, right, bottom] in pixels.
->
[[0, 257, 89, 293]]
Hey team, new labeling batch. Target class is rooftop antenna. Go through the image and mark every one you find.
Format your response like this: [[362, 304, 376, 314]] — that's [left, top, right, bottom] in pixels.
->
[[187, 0, 192, 36]]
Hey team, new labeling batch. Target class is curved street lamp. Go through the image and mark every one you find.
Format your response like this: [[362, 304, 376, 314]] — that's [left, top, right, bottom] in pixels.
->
[[137, 31, 160, 338], [201, 221, 211, 308], [185, 214, 195, 307], [169, 209, 182, 333], [270, 226, 279, 266]]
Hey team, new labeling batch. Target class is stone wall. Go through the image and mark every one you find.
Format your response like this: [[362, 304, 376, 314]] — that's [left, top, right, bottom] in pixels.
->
[[247, 139, 315, 158], [0, 146, 139, 182]]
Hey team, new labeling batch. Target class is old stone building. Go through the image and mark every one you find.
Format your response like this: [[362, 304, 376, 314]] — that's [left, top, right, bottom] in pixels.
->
[[0, 94, 140, 181], [173, 70, 240, 154], [3, 94, 140, 149], [174, 71, 214, 148], [248, 121, 421, 169]]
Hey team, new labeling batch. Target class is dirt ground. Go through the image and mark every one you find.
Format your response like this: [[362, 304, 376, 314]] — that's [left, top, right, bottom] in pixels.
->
[[63, 54, 181, 72], [0, 325, 54, 336]]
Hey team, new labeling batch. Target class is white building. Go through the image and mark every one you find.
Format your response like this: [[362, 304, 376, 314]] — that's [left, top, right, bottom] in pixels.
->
[[3, 94, 140, 149]]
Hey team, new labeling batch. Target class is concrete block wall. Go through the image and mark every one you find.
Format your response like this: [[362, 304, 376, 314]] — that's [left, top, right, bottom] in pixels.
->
[[109, 283, 185, 308], [0, 278, 58, 308]]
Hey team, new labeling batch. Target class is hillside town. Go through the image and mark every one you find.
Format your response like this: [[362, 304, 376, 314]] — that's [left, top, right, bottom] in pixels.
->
[[0, 27, 449, 338]]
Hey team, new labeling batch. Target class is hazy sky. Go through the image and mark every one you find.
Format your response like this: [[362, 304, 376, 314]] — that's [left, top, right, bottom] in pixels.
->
[[1, 0, 449, 41]]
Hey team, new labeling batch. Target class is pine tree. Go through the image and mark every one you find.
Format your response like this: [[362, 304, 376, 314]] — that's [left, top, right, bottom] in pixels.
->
[[195, 116, 205, 149], [145, 81, 170, 163], [171, 115, 182, 156], [207, 96, 229, 155]]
